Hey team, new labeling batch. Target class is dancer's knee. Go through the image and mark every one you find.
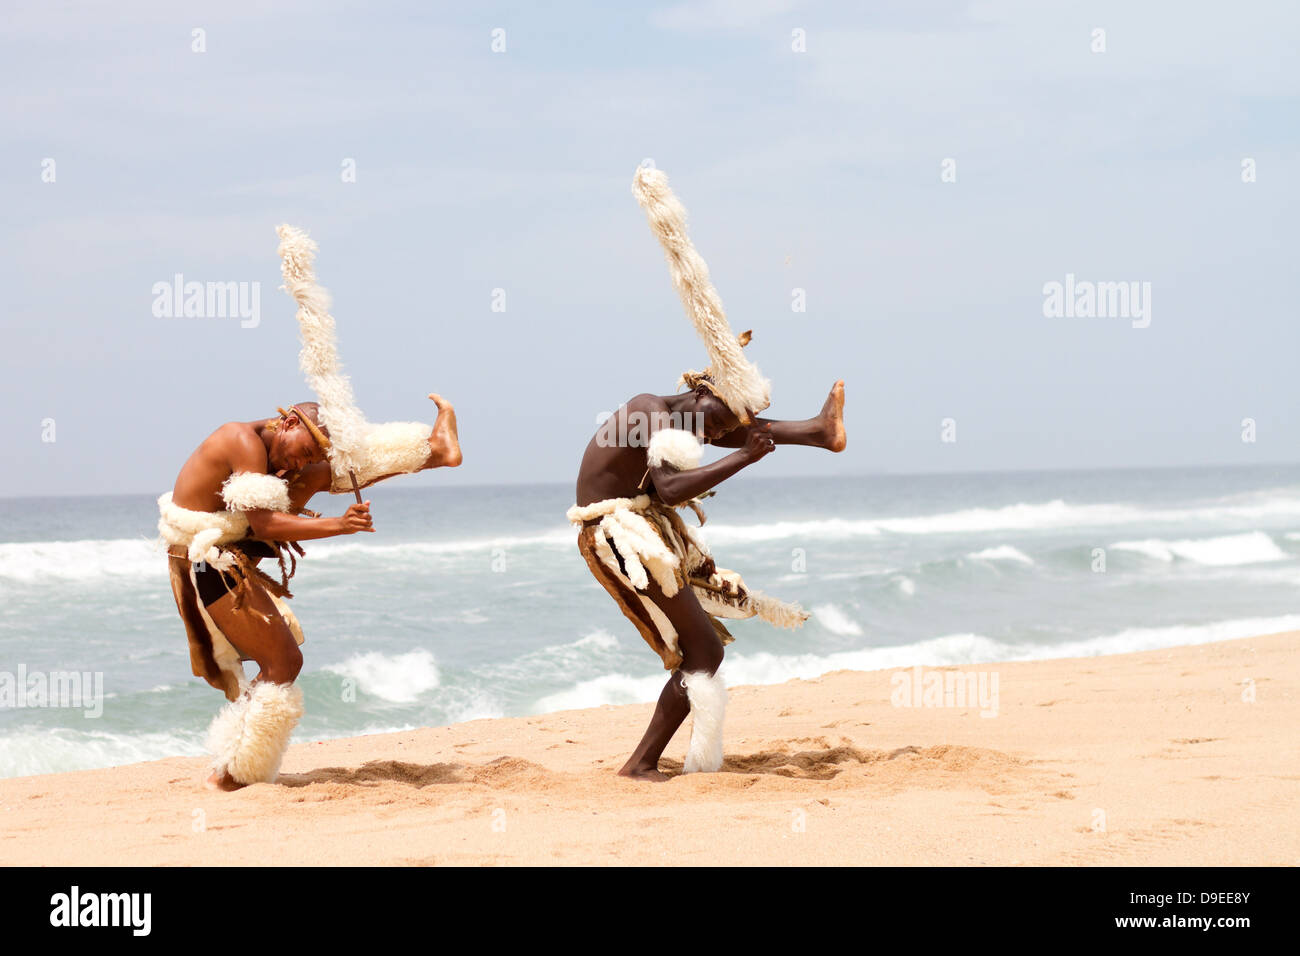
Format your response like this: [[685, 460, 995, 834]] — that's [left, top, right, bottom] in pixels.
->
[[262, 643, 303, 684], [682, 638, 723, 676]]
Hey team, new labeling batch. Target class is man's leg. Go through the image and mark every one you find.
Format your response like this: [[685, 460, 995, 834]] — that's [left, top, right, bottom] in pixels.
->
[[204, 582, 303, 685], [711, 380, 846, 451], [618, 579, 725, 782], [201, 583, 305, 790], [426, 393, 463, 468]]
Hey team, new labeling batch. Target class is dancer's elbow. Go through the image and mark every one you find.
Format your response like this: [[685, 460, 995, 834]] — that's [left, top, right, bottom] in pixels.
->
[[245, 509, 280, 539]]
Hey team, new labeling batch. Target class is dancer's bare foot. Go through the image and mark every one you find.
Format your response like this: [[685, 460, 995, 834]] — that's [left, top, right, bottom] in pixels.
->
[[426, 393, 463, 468], [205, 768, 245, 792], [820, 380, 847, 452], [618, 760, 670, 782]]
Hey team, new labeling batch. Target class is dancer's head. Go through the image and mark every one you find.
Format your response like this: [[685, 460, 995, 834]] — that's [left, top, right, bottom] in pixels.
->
[[267, 402, 331, 473], [684, 383, 743, 441]]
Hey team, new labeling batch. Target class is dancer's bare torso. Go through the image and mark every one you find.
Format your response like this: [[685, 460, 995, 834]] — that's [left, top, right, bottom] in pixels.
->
[[575, 390, 773, 509], [575, 395, 679, 506], [171, 418, 372, 540]]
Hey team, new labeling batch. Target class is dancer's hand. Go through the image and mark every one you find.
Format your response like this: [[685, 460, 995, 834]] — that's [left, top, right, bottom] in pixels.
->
[[742, 424, 776, 463], [341, 501, 375, 533]]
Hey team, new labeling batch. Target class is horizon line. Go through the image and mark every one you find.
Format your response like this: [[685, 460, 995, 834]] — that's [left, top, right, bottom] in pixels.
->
[[3, 459, 1298, 503]]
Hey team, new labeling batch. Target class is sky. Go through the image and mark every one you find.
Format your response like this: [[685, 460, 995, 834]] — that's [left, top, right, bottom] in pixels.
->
[[2, 0, 1297, 497]]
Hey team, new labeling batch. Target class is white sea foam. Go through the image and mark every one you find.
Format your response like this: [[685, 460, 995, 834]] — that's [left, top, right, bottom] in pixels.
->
[[0, 538, 160, 583], [1039, 615, 1300, 659], [1111, 531, 1287, 566], [8, 492, 1300, 582], [813, 604, 863, 636], [297, 723, 420, 743], [697, 501, 1132, 543], [697, 496, 1300, 543], [444, 700, 507, 723], [307, 529, 574, 560], [9, 613, 1296, 778], [967, 545, 1035, 565], [0, 530, 574, 583], [0, 728, 203, 780], [528, 614, 1300, 712], [487, 630, 623, 686], [322, 648, 441, 703], [534, 672, 667, 713], [895, 576, 916, 596]]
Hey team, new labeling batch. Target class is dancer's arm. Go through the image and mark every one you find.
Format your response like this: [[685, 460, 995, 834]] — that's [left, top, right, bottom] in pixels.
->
[[245, 502, 374, 540], [225, 437, 374, 538], [649, 425, 774, 506]]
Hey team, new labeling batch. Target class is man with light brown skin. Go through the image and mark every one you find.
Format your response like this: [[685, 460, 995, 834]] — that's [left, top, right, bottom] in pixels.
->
[[571, 379, 846, 781], [159, 396, 460, 791]]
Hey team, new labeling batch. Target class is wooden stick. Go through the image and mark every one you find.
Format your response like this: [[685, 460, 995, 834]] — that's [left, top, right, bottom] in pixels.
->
[[348, 470, 363, 504]]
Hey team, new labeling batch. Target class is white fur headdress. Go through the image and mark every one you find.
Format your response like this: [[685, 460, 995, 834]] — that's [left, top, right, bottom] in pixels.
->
[[276, 225, 432, 490], [632, 165, 771, 424], [276, 225, 369, 478]]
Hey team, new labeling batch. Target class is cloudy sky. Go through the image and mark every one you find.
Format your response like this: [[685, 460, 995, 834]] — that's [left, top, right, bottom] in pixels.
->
[[2, 1, 1296, 497]]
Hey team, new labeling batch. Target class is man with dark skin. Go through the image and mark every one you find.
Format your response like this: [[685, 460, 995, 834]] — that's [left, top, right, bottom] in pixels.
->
[[169, 395, 461, 789], [574, 380, 846, 781]]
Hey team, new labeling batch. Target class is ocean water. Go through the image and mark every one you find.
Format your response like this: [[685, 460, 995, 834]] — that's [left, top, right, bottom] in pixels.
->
[[2, 465, 1299, 779]]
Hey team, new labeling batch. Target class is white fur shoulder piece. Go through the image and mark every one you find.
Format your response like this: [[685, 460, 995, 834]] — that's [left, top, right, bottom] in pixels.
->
[[647, 428, 703, 471], [222, 472, 291, 513]]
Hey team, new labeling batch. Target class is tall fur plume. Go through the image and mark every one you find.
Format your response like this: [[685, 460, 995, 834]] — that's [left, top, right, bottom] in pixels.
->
[[632, 166, 771, 423], [275, 225, 369, 476]]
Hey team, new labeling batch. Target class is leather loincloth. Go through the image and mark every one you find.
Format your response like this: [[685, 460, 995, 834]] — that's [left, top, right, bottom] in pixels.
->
[[569, 495, 806, 671], [166, 542, 305, 701]]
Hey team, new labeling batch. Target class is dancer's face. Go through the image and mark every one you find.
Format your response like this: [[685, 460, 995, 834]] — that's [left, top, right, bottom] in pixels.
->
[[693, 389, 742, 441], [269, 416, 327, 476]]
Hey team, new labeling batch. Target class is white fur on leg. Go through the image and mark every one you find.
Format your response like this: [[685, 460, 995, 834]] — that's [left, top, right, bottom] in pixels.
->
[[206, 681, 304, 785], [681, 670, 727, 773]]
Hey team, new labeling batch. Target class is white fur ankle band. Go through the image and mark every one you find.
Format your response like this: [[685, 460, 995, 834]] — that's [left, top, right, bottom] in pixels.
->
[[206, 681, 304, 785], [681, 669, 727, 773]]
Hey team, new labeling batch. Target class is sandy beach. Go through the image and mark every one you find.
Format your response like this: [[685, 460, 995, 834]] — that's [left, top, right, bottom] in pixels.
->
[[1, 632, 1294, 867]]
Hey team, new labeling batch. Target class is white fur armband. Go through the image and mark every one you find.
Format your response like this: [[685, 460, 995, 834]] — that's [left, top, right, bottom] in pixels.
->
[[647, 428, 703, 471], [331, 420, 431, 493], [222, 472, 291, 513]]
